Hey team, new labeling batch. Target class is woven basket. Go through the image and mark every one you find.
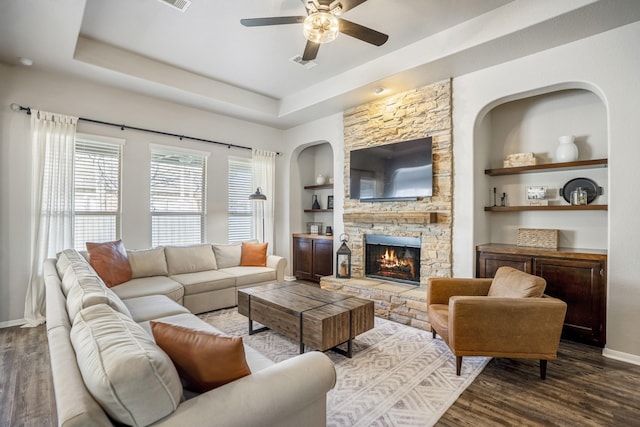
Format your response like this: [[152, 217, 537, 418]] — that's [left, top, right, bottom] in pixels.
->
[[517, 228, 558, 249]]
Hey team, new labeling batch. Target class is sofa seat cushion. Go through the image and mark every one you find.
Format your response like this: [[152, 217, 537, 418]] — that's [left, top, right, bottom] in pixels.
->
[[428, 303, 450, 343], [151, 321, 251, 393], [66, 273, 132, 321], [220, 266, 276, 287], [170, 270, 236, 296], [112, 276, 184, 303], [488, 266, 547, 298], [123, 295, 191, 323], [165, 244, 217, 275], [140, 313, 274, 374], [70, 304, 183, 427]]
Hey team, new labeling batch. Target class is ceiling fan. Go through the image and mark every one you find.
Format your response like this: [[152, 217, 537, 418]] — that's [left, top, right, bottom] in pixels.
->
[[240, 0, 389, 61]]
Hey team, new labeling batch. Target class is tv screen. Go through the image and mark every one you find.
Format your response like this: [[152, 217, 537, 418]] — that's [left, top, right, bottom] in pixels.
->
[[349, 137, 432, 201]]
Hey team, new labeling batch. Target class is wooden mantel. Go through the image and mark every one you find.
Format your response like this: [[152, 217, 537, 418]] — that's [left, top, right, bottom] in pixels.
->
[[343, 212, 438, 225]]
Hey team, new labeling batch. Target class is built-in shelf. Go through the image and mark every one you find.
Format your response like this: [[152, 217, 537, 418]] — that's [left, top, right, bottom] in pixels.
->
[[484, 205, 608, 212], [484, 158, 608, 176], [304, 184, 333, 190], [304, 209, 333, 213]]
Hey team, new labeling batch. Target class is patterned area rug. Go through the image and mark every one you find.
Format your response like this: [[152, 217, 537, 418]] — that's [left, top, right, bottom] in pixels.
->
[[200, 308, 489, 427]]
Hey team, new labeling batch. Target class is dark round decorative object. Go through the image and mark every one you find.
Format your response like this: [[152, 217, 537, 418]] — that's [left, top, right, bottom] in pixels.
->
[[560, 177, 602, 204]]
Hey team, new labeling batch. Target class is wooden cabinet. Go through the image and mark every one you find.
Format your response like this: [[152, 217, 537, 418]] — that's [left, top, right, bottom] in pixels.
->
[[476, 244, 607, 347], [293, 234, 333, 282]]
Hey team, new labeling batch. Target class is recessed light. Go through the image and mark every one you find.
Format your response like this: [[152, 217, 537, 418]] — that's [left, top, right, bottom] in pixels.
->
[[373, 87, 385, 95], [19, 57, 33, 66]]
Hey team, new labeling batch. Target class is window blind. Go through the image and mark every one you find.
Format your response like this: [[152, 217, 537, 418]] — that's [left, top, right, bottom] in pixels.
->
[[228, 157, 253, 243], [73, 137, 122, 250], [150, 148, 206, 246]]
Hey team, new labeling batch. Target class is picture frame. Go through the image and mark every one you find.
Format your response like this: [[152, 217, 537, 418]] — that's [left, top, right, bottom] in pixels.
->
[[327, 195, 334, 210]]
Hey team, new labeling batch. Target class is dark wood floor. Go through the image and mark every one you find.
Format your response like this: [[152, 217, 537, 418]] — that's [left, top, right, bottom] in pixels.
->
[[2, 323, 639, 426]]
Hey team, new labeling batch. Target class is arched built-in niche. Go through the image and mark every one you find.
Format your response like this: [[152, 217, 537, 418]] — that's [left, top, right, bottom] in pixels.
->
[[295, 142, 335, 234], [474, 88, 608, 250]]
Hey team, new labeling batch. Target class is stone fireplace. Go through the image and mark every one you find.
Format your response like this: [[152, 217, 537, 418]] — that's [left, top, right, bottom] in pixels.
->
[[320, 79, 452, 331], [365, 235, 421, 285]]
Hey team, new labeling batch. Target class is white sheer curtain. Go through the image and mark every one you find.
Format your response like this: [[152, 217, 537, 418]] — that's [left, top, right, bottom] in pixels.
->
[[24, 110, 77, 326], [252, 149, 276, 254]]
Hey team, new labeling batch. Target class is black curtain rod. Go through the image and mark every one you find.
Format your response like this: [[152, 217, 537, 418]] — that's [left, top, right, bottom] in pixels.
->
[[11, 103, 280, 155]]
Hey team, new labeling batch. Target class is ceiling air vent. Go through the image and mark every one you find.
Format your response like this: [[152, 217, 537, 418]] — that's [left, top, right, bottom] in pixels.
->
[[157, 0, 191, 12], [290, 55, 317, 69]]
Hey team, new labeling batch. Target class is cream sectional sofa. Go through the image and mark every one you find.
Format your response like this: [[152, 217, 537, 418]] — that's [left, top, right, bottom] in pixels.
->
[[112, 243, 287, 314], [44, 246, 336, 427]]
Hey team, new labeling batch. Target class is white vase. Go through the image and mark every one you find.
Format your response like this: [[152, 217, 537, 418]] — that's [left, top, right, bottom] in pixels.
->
[[316, 174, 326, 185], [555, 135, 578, 162]]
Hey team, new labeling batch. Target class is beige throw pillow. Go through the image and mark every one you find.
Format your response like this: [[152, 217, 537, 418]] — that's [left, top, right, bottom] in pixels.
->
[[165, 244, 217, 275], [488, 266, 546, 298], [127, 246, 168, 278]]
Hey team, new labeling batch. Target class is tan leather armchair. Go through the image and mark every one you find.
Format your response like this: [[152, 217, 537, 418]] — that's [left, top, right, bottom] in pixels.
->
[[427, 267, 567, 379]]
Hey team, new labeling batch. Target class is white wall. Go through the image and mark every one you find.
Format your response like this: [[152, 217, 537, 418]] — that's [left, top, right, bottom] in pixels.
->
[[453, 21, 640, 360], [0, 65, 284, 324]]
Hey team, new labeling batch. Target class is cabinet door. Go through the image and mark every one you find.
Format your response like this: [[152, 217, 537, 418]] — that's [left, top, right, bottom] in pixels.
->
[[534, 257, 606, 347], [312, 239, 334, 281], [476, 252, 533, 278], [293, 237, 314, 281]]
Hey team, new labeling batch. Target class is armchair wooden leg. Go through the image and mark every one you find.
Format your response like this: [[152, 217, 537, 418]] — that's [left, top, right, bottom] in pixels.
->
[[456, 356, 462, 376], [432, 329, 436, 339], [540, 360, 547, 380]]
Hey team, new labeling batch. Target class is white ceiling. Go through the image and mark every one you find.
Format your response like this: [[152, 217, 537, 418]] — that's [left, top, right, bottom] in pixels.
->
[[2, 0, 640, 128]]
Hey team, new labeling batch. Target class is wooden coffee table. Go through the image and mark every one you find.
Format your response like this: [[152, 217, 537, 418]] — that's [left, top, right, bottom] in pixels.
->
[[237, 282, 374, 357]]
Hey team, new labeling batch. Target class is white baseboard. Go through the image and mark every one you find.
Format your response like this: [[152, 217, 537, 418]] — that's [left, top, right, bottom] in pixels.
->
[[603, 347, 640, 366], [0, 318, 27, 329]]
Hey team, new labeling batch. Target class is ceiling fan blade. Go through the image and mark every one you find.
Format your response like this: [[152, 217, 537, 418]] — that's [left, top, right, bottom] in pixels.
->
[[332, 0, 368, 14], [338, 18, 388, 46], [240, 16, 305, 27], [302, 41, 320, 61]]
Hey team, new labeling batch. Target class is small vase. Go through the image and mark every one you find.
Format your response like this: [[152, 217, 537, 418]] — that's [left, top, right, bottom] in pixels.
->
[[555, 135, 578, 163], [316, 174, 326, 185], [312, 195, 321, 210]]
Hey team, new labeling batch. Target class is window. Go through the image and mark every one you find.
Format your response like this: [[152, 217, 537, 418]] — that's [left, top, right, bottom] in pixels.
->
[[150, 146, 207, 246], [227, 157, 253, 243], [73, 135, 123, 250]]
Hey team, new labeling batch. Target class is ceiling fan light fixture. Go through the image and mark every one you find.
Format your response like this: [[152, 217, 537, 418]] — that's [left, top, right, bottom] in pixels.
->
[[303, 12, 339, 44]]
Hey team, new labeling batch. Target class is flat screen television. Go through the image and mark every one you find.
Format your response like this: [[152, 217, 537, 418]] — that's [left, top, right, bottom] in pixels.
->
[[349, 137, 432, 201]]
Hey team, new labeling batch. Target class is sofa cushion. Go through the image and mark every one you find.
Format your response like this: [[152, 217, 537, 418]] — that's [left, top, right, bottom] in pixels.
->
[[240, 242, 268, 267], [220, 266, 276, 287], [127, 246, 169, 278], [123, 295, 190, 323], [151, 321, 251, 393], [165, 244, 217, 275], [170, 270, 236, 296], [70, 304, 182, 427], [66, 273, 132, 321], [56, 248, 87, 278], [111, 276, 184, 303], [212, 243, 242, 269], [488, 266, 547, 298], [86, 240, 132, 287]]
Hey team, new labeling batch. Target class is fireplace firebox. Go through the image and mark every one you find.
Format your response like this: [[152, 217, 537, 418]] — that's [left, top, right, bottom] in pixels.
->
[[364, 235, 420, 286]]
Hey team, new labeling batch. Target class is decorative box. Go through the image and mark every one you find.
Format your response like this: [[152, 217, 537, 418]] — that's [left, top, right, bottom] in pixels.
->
[[307, 222, 323, 235], [517, 228, 558, 249], [503, 152, 537, 168]]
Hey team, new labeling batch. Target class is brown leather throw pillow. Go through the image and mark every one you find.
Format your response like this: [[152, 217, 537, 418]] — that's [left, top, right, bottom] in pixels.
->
[[86, 240, 132, 287], [239, 242, 268, 267], [150, 322, 251, 393]]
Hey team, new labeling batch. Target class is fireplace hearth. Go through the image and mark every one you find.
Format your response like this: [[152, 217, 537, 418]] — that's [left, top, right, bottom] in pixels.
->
[[365, 235, 421, 286]]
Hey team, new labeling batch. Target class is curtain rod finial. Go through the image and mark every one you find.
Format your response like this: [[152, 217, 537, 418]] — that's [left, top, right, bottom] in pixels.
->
[[10, 103, 21, 112]]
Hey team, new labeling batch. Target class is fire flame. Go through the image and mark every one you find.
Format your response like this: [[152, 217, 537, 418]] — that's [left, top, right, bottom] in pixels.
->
[[378, 248, 415, 278]]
